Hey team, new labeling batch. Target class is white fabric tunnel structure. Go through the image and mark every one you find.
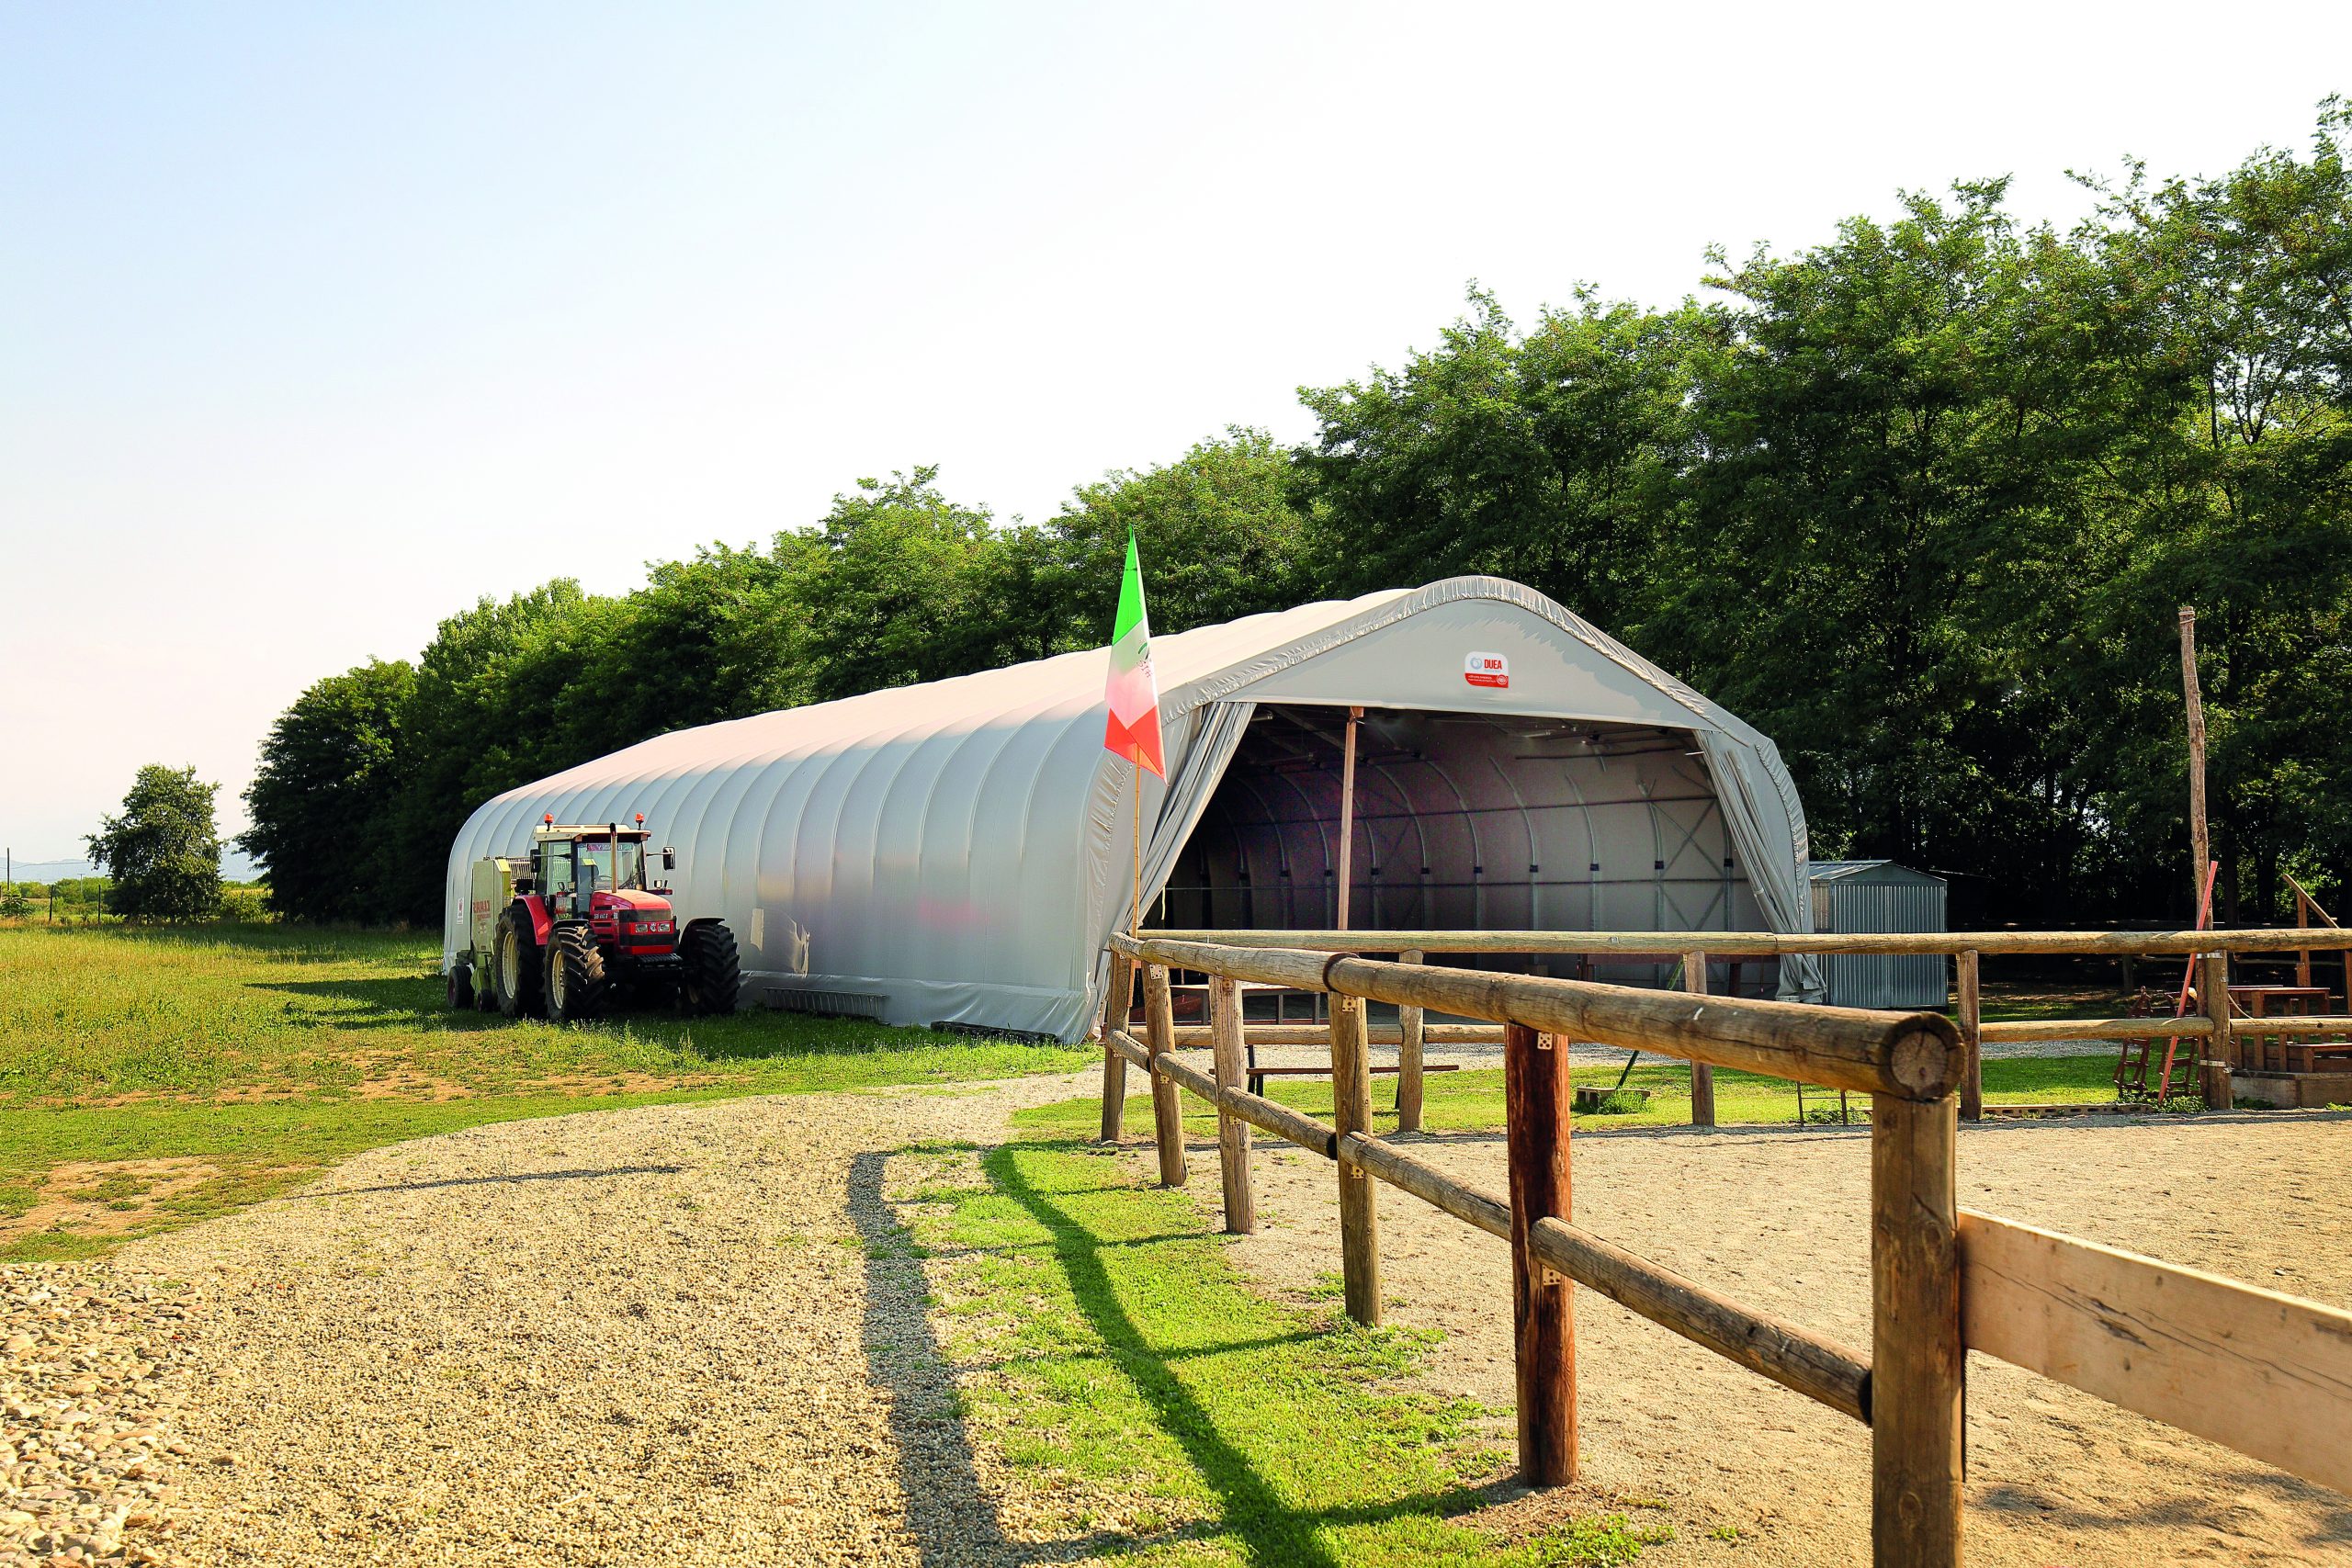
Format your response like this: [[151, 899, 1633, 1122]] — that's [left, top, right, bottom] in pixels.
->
[[443, 577, 1821, 1040]]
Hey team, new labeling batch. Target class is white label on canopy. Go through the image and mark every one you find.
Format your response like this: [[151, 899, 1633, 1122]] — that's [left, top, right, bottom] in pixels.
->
[[1464, 651, 1510, 690]]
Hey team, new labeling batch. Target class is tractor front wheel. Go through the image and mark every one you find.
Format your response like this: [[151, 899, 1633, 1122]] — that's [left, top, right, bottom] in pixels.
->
[[492, 907, 543, 1020], [545, 924, 609, 1024], [679, 919, 741, 1017]]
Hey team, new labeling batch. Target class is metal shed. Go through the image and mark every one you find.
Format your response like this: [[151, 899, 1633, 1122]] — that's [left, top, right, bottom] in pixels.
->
[[1807, 860, 1949, 1009], [443, 577, 1825, 1038]]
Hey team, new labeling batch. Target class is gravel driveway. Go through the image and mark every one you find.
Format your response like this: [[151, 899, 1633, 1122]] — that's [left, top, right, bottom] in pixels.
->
[[106, 1076, 1088, 1567]]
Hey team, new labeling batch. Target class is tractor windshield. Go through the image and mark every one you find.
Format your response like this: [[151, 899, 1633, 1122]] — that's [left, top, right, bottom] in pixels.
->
[[573, 840, 645, 893]]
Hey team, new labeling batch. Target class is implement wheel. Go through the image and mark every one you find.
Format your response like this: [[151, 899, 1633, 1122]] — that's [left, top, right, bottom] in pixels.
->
[[679, 919, 741, 1017], [545, 923, 609, 1024], [492, 906, 543, 1020], [446, 961, 473, 1011]]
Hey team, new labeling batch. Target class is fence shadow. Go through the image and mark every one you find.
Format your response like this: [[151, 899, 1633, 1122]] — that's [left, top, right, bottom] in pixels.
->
[[850, 1138, 1518, 1566]]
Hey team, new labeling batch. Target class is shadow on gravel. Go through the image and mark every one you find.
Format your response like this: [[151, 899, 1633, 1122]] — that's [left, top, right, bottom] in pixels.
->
[[294, 1164, 688, 1198]]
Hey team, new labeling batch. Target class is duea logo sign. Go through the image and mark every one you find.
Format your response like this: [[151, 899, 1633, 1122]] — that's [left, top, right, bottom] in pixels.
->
[[1464, 651, 1510, 690]]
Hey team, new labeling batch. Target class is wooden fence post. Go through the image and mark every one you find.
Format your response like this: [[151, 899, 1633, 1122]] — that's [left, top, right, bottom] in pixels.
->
[[1504, 1021, 1577, 1486], [1957, 951, 1983, 1122], [1870, 1093, 1962, 1568], [2199, 950, 2234, 1111], [1396, 948, 1427, 1133], [1682, 951, 1714, 1128], [1100, 953, 1134, 1144], [1209, 975, 1254, 1233], [1143, 964, 1187, 1187], [1329, 993, 1381, 1325]]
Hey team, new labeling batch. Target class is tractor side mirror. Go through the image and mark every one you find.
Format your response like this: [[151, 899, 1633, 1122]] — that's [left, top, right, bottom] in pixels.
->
[[662, 847, 676, 871]]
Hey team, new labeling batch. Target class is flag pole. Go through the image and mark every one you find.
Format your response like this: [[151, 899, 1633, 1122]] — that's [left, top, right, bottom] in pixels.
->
[[1130, 758, 1144, 938]]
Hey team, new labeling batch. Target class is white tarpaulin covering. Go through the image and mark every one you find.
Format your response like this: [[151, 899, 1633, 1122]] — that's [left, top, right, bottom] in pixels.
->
[[444, 577, 1820, 1039]]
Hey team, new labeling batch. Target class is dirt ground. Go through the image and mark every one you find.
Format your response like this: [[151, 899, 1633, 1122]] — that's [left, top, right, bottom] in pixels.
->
[[1177, 1109, 2352, 1567]]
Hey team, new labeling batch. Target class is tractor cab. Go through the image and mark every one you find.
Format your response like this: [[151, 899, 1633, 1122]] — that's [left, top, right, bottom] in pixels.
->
[[526, 823, 669, 920]]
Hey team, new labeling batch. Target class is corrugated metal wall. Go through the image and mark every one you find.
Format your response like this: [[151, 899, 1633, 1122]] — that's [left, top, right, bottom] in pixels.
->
[[1811, 869, 1948, 1009]]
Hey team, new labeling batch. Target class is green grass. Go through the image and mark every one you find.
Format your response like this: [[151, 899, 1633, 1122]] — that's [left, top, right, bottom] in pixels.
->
[[896, 1128, 1674, 1564], [1027, 1049, 2134, 1144], [0, 921, 1090, 1259]]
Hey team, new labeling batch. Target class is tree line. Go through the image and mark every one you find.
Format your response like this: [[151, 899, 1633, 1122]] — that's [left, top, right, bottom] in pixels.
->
[[246, 106, 2352, 931]]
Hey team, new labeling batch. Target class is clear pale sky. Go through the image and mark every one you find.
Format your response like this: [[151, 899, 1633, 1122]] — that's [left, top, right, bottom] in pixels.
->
[[5, 2, 2346, 861]]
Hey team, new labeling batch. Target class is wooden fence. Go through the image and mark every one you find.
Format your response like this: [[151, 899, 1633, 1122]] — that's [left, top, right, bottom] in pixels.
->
[[1148, 924, 2352, 1118], [1098, 931, 2352, 1568]]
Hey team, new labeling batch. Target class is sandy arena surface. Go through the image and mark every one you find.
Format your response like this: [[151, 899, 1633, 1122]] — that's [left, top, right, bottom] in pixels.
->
[[1180, 1107, 2352, 1566]]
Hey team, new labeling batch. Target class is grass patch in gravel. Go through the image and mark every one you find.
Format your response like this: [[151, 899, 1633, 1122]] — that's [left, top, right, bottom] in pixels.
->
[[1022, 1052, 2129, 1144], [0, 921, 1089, 1259], [900, 1126, 1668, 1564]]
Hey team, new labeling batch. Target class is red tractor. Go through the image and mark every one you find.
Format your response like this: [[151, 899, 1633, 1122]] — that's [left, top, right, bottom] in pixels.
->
[[446, 815, 740, 1023]]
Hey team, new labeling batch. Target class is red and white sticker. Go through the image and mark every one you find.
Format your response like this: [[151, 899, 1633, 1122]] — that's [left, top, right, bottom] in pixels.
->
[[1464, 651, 1510, 689]]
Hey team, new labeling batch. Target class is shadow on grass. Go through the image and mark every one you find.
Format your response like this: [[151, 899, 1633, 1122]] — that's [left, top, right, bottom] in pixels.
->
[[852, 1133, 1529, 1566], [847, 1148, 1125, 1568]]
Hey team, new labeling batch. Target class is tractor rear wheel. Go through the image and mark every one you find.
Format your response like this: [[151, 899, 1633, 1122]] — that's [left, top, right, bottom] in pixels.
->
[[446, 961, 473, 1010], [492, 907, 543, 1020], [679, 919, 741, 1016], [545, 923, 609, 1023]]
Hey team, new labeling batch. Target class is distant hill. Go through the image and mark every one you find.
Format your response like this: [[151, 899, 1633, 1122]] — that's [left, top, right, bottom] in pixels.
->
[[5, 849, 264, 884]]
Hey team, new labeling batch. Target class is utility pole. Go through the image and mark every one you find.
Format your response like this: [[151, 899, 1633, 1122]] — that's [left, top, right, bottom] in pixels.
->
[[2179, 608, 2211, 919]]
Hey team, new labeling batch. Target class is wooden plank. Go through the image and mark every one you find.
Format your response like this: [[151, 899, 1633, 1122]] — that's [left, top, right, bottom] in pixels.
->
[[2181, 606, 2211, 940], [1956, 951, 1982, 1122], [1315, 950, 1962, 1101], [1142, 927, 2339, 958], [1506, 1022, 1577, 1486], [1101, 953, 1134, 1143], [1870, 1095, 1963, 1568], [1329, 994, 1381, 1327], [1958, 1210, 2352, 1496], [1339, 1131, 1510, 1240], [1209, 975, 1254, 1235], [2201, 951, 2234, 1110], [1143, 964, 1187, 1188], [1525, 1215, 1871, 1425], [1397, 948, 1427, 1133], [1336, 705, 1360, 930], [1684, 950, 1715, 1128]]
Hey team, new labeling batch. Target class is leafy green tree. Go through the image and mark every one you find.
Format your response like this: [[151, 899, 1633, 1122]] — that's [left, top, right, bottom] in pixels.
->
[[1298, 288, 1700, 632], [85, 765, 223, 921], [1042, 428, 1310, 639], [241, 660, 416, 922]]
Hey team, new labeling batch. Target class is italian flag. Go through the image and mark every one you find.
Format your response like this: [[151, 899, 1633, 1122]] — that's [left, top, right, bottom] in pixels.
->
[[1102, 533, 1166, 778]]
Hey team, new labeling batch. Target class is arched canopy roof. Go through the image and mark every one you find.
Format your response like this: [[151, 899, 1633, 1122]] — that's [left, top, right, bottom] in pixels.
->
[[445, 577, 1817, 1038]]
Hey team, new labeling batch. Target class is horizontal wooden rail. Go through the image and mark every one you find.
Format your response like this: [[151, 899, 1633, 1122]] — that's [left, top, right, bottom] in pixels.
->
[[1113, 1027, 1340, 1156], [1339, 1131, 1510, 1240], [2211, 1013, 2352, 1037], [1527, 1215, 1873, 1424], [1148, 926, 2338, 958], [1170, 1022, 1505, 1047], [1114, 935, 1962, 1101], [1331, 1129, 1872, 1424], [1977, 1016, 2218, 1043], [1959, 1211, 2352, 1496]]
